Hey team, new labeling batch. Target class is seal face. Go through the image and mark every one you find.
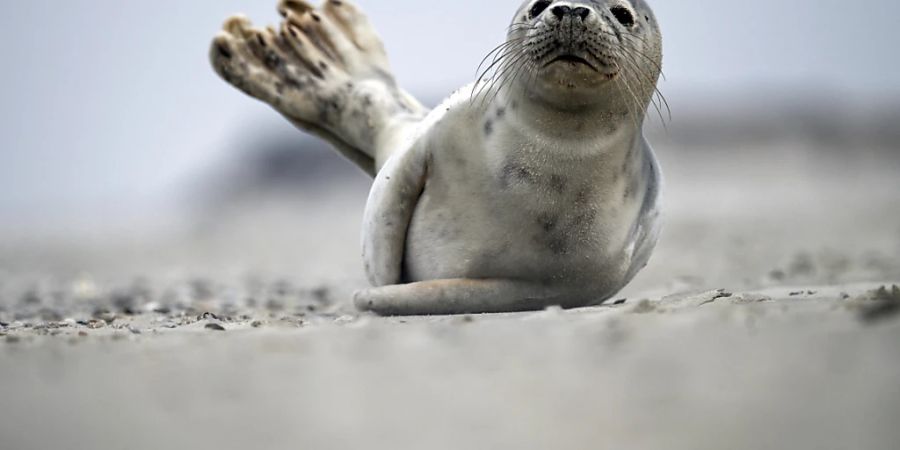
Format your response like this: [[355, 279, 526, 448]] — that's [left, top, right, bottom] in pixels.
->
[[210, 0, 665, 315]]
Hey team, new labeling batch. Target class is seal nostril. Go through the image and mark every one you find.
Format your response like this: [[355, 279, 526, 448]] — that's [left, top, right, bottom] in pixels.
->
[[574, 7, 590, 20], [610, 6, 635, 27], [551, 5, 572, 20]]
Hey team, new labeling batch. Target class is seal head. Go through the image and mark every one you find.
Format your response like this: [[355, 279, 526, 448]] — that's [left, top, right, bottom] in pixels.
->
[[498, 0, 662, 112]]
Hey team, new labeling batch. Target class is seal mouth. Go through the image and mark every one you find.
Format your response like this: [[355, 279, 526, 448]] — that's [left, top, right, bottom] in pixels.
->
[[544, 54, 619, 80], [546, 54, 598, 71]]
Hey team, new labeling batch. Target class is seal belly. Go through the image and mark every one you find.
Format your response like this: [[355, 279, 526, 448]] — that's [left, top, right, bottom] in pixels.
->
[[402, 172, 639, 289]]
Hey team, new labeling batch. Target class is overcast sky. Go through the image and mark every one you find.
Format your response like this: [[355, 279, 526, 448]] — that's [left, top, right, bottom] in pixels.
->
[[1, 0, 899, 228]]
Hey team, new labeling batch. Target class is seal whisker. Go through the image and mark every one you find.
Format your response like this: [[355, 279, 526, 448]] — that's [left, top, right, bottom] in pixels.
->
[[614, 50, 668, 127], [471, 24, 536, 107], [592, 30, 671, 124], [475, 41, 527, 86], [475, 37, 528, 79], [605, 56, 643, 129], [498, 56, 536, 110], [485, 48, 534, 108], [611, 33, 667, 81], [474, 45, 528, 108], [619, 42, 671, 123], [478, 45, 531, 109]]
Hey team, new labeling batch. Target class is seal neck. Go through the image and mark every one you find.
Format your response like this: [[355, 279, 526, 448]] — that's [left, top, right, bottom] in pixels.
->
[[500, 86, 644, 145]]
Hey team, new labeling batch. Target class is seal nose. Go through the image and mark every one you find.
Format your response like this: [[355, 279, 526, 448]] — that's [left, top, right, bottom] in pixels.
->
[[552, 5, 591, 20], [551, 5, 571, 19]]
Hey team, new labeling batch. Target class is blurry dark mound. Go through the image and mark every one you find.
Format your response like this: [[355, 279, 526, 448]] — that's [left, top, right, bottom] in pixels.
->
[[193, 90, 900, 224], [191, 122, 371, 226], [645, 89, 900, 152]]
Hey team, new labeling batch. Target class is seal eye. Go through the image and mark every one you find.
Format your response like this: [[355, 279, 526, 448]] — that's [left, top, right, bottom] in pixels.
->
[[529, 0, 552, 19], [610, 6, 635, 27]]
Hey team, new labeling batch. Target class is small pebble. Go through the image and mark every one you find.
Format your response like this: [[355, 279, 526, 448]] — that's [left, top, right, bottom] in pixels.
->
[[731, 293, 773, 304], [205, 323, 226, 332], [631, 299, 656, 314], [859, 285, 900, 324], [251, 320, 265, 328], [543, 305, 564, 315], [198, 312, 219, 321], [613, 299, 628, 305], [87, 320, 106, 329], [93, 310, 117, 324], [334, 315, 357, 325]]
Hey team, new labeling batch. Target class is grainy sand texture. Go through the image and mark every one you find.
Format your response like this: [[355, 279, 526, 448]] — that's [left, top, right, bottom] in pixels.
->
[[2, 136, 899, 450]]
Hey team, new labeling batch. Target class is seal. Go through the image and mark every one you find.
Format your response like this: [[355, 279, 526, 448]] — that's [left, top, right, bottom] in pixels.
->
[[210, 0, 665, 315]]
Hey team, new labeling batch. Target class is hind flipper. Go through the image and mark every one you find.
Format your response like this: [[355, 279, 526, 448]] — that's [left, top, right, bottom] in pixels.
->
[[354, 279, 587, 316]]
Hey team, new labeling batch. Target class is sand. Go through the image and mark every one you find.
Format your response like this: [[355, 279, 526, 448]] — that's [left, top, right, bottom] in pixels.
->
[[1, 141, 899, 449]]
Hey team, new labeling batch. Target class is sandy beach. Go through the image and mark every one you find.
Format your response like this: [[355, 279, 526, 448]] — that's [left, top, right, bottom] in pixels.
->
[[2, 137, 899, 449]]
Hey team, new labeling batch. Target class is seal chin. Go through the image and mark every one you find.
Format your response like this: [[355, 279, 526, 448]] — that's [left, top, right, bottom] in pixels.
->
[[541, 56, 620, 86], [545, 55, 598, 72]]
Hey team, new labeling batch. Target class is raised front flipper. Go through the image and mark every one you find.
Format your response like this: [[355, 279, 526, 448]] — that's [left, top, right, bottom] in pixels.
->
[[210, 0, 427, 174]]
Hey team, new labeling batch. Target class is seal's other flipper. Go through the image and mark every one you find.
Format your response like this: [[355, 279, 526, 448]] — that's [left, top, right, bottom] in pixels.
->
[[210, 0, 427, 175], [361, 143, 428, 287], [354, 279, 589, 316]]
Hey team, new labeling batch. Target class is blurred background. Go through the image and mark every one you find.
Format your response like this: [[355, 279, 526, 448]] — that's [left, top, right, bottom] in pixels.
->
[[1, 0, 899, 297], [2, 3, 900, 449]]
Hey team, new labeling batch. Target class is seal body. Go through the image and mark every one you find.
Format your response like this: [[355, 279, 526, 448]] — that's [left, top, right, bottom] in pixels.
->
[[211, 0, 664, 315], [403, 90, 659, 294]]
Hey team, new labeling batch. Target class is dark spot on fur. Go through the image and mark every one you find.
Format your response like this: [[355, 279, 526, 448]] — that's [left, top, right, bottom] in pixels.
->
[[547, 237, 570, 255], [500, 163, 536, 187], [217, 44, 232, 60], [309, 64, 325, 80], [284, 77, 303, 90], [548, 174, 568, 194], [537, 213, 558, 233], [265, 51, 281, 70], [624, 175, 640, 199], [571, 210, 597, 228], [496, 107, 506, 118], [574, 188, 590, 205], [319, 61, 329, 71], [484, 119, 493, 136]]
